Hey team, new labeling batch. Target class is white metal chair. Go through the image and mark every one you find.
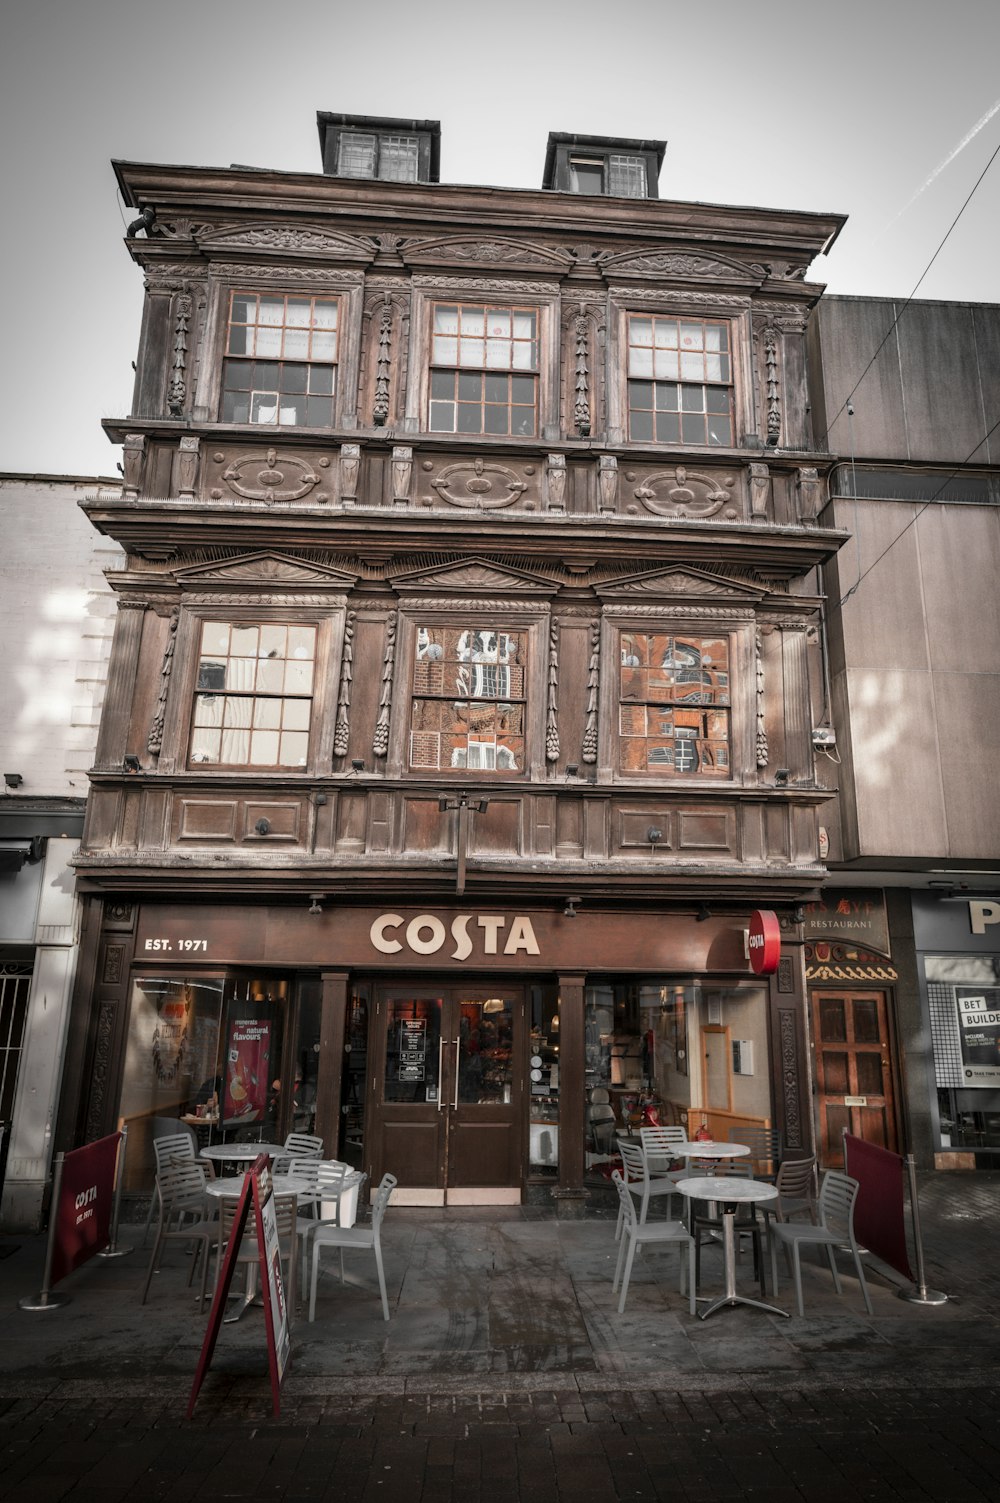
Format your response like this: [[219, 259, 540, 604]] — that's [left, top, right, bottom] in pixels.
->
[[307, 1172, 396, 1322], [729, 1126, 783, 1182], [142, 1122, 212, 1246], [610, 1169, 695, 1316], [769, 1169, 873, 1317], [141, 1160, 217, 1309], [212, 1189, 301, 1320], [291, 1159, 366, 1286], [615, 1137, 682, 1237], [273, 1131, 324, 1173]]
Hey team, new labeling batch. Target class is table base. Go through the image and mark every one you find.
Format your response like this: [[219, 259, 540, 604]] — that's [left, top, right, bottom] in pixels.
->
[[696, 1292, 789, 1320], [696, 1206, 789, 1320]]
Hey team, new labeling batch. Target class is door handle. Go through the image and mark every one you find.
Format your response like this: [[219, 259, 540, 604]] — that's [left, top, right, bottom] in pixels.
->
[[437, 1037, 445, 1112], [453, 1037, 461, 1110]]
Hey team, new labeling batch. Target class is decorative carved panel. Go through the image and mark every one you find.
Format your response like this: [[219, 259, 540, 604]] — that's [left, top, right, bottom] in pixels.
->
[[428, 457, 532, 510], [630, 466, 740, 520]]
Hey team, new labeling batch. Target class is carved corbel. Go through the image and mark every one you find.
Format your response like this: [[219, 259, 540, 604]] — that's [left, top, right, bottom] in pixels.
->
[[582, 620, 601, 763], [545, 619, 560, 762], [339, 443, 361, 506], [545, 453, 567, 513], [177, 435, 199, 499], [598, 455, 618, 515], [372, 612, 397, 759], [796, 467, 821, 522], [122, 434, 145, 499], [333, 611, 356, 757], [749, 462, 771, 522], [391, 446, 412, 508]]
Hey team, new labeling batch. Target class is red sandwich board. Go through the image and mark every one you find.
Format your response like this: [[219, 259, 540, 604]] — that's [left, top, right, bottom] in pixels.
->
[[187, 1154, 291, 1417]]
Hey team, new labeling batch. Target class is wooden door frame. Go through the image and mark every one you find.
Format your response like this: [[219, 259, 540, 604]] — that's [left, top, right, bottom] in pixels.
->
[[700, 1023, 733, 1114], [810, 986, 900, 1166]]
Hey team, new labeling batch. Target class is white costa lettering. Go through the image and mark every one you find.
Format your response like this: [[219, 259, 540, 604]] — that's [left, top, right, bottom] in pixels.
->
[[370, 913, 404, 953], [74, 1185, 98, 1211], [369, 912, 541, 961]]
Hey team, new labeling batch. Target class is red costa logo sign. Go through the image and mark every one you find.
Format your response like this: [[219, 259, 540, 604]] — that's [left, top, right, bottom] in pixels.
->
[[748, 909, 781, 975]]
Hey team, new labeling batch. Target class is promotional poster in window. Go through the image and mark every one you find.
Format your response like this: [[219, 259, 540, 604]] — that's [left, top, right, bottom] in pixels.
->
[[223, 1008, 273, 1125], [956, 986, 1000, 1086]]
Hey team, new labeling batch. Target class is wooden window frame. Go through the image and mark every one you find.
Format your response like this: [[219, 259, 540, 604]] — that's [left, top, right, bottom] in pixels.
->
[[387, 605, 550, 781], [626, 313, 734, 447], [188, 620, 319, 772], [220, 292, 340, 429], [427, 302, 540, 439]]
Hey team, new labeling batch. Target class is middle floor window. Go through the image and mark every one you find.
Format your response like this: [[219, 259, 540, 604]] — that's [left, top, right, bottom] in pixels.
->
[[221, 292, 339, 427], [618, 632, 731, 777], [189, 621, 316, 768], [627, 315, 734, 446], [428, 304, 539, 436], [409, 624, 526, 773]]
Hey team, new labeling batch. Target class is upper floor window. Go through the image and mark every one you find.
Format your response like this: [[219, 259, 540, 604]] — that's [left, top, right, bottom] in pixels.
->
[[618, 632, 731, 777], [569, 153, 647, 197], [189, 621, 316, 768], [627, 316, 733, 446], [221, 293, 338, 427], [337, 132, 419, 182], [428, 304, 538, 437], [409, 624, 526, 773]]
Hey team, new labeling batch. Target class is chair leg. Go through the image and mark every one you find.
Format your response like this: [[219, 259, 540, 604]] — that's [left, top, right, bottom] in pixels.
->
[[825, 1243, 843, 1296], [618, 1234, 639, 1313], [140, 1232, 162, 1304], [141, 1186, 159, 1249], [686, 1241, 696, 1317], [791, 1244, 805, 1318], [612, 1230, 628, 1294], [769, 1229, 780, 1299], [308, 1241, 320, 1323], [373, 1238, 389, 1321], [852, 1249, 874, 1316]]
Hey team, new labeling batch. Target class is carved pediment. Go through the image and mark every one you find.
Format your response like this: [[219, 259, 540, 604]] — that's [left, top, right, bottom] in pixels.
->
[[393, 557, 554, 595], [404, 236, 570, 270], [600, 248, 762, 285], [175, 552, 356, 588], [597, 566, 765, 602], [197, 222, 374, 261]]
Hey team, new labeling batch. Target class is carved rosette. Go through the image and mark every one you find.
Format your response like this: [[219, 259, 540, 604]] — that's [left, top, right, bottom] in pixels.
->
[[373, 295, 392, 426], [633, 467, 738, 520], [222, 449, 320, 504], [582, 620, 601, 763], [372, 613, 397, 759], [755, 628, 769, 768], [545, 619, 560, 762], [147, 607, 179, 755], [430, 457, 527, 510], [167, 293, 192, 416], [333, 611, 356, 757], [765, 326, 781, 445]]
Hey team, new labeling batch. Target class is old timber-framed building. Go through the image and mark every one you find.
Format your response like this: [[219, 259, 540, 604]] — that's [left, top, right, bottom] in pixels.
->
[[62, 115, 848, 1208]]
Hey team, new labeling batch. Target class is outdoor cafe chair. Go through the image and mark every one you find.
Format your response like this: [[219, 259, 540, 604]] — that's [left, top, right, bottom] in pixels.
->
[[212, 1188, 301, 1320], [307, 1172, 397, 1323], [769, 1169, 874, 1318], [273, 1131, 324, 1173], [141, 1159, 217, 1310], [291, 1159, 366, 1283], [729, 1125, 782, 1182], [142, 1129, 217, 1247], [610, 1169, 696, 1316], [616, 1137, 682, 1237], [769, 1154, 819, 1225]]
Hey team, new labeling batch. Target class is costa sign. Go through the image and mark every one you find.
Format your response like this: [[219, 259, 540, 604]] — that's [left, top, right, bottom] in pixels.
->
[[748, 909, 781, 975], [370, 912, 540, 960]]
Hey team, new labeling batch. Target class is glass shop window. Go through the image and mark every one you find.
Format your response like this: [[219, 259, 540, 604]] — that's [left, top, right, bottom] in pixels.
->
[[528, 983, 561, 1180], [927, 952, 1000, 1156]]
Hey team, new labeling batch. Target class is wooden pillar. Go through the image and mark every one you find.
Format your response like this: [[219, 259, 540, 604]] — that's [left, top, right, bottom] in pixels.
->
[[93, 600, 146, 771], [315, 970, 349, 1157], [555, 972, 588, 1213]]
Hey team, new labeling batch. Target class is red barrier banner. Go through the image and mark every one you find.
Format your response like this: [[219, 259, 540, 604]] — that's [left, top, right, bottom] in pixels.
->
[[49, 1133, 122, 1288], [844, 1133, 914, 1282]]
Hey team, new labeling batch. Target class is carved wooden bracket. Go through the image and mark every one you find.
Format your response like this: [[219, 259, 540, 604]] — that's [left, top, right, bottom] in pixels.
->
[[333, 611, 356, 758], [392, 446, 412, 508], [598, 455, 618, 515], [372, 613, 397, 758], [122, 434, 145, 499], [339, 443, 361, 506], [545, 618, 560, 762], [147, 607, 179, 756], [582, 619, 601, 763], [545, 453, 566, 513]]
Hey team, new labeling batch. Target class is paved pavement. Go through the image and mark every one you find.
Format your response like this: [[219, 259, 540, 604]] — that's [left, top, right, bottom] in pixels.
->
[[1, 1172, 998, 1500]]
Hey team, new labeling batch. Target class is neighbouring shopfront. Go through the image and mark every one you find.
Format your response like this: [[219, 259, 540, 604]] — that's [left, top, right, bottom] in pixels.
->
[[912, 890, 1000, 1168], [66, 897, 814, 1208]]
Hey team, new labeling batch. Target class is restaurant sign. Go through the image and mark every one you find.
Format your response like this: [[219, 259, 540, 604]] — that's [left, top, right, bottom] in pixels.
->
[[804, 889, 890, 958]]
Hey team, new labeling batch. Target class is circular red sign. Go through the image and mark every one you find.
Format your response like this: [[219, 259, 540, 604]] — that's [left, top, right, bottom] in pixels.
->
[[748, 909, 781, 975]]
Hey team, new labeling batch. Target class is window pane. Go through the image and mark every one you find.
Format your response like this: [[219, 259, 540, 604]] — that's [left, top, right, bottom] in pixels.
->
[[432, 335, 458, 365], [305, 395, 332, 425], [512, 406, 535, 436], [484, 404, 508, 435], [431, 370, 454, 400], [223, 359, 252, 391], [707, 412, 732, 445], [338, 133, 376, 177], [378, 135, 419, 182], [680, 322, 705, 351], [429, 401, 455, 431], [189, 727, 220, 764], [256, 659, 284, 694], [283, 698, 311, 731], [456, 403, 482, 433], [608, 155, 647, 198], [280, 730, 310, 766], [310, 364, 334, 396], [654, 349, 679, 380], [486, 339, 510, 368], [435, 306, 459, 335], [483, 372, 507, 404], [285, 298, 311, 328], [221, 392, 250, 423], [458, 339, 485, 367], [253, 698, 282, 729], [461, 308, 486, 336], [629, 346, 653, 378], [313, 300, 338, 330], [249, 730, 280, 765], [487, 309, 511, 339], [630, 379, 653, 410], [250, 392, 279, 424], [569, 159, 604, 194], [655, 382, 679, 411], [311, 331, 337, 361], [631, 319, 654, 347], [510, 374, 535, 404], [513, 312, 536, 340], [681, 385, 705, 412], [681, 412, 707, 443], [281, 364, 307, 394], [203, 622, 230, 655], [630, 409, 654, 441], [655, 411, 681, 443], [458, 371, 482, 401]]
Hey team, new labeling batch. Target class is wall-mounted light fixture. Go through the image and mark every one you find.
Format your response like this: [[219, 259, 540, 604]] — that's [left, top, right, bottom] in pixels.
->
[[3, 773, 23, 789], [350, 759, 365, 773], [774, 768, 790, 787], [792, 904, 806, 925], [565, 763, 579, 779], [437, 792, 490, 893], [695, 903, 712, 923], [254, 817, 271, 836], [563, 897, 581, 918], [308, 893, 325, 915], [647, 826, 662, 845], [122, 756, 141, 775]]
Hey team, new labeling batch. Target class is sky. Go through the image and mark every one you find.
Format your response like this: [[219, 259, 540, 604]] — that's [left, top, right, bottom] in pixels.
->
[[2, 0, 998, 478]]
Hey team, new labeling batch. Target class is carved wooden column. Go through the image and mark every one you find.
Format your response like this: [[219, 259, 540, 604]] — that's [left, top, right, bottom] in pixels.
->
[[315, 970, 350, 1156], [555, 972, 587, 1213], [93, 599, 147, 771]]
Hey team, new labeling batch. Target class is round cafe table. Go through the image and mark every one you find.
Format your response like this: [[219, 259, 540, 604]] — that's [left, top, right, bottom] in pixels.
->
[[200, 1142, 286, 1174], [677, 1175, 788, 1320], [204, 1171, 307, 1322]]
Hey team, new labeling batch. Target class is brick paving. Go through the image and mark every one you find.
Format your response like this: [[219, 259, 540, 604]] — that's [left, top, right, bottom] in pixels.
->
[[0, 1172, 998, 1500]]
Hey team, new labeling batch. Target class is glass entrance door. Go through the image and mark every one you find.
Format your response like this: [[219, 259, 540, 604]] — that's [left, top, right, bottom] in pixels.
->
[[370, 984, 523, 1204]]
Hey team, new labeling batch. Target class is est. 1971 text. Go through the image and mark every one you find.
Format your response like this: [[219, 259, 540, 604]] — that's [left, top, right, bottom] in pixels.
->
[[143, 938, 208, 952]]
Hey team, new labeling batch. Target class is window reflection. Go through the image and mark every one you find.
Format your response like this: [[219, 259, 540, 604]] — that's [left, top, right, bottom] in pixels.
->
[[410, 623, 526, 773]]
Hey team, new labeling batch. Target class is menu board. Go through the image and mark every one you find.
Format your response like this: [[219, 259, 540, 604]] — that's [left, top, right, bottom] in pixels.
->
[[398, 1017, 427, 1083]]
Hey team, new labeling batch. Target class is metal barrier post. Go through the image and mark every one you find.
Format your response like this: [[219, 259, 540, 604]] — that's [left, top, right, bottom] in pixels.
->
[[19, 1153, 71, 1311], [98, 1126, 134, 1260], [898, 1153, 948, 1306]]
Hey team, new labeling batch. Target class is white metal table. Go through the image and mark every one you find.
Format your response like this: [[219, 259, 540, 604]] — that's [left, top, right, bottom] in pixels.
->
[[200, 1142, 286, 1175], [677, 1175, 788, 1320], [204, 1171, 307, 1321]]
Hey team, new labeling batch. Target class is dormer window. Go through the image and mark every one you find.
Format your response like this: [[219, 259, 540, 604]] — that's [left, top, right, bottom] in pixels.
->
[[543, 132, 664, 199], [337, 132, 420, 183], [569, 154, 647, 198]]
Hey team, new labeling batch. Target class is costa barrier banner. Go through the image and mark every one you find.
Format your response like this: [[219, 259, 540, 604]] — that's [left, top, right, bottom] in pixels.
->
[[20, 1129, 128, 1311], [188, 1154, 290, 1418], [843, 1132, 914, 1282]]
